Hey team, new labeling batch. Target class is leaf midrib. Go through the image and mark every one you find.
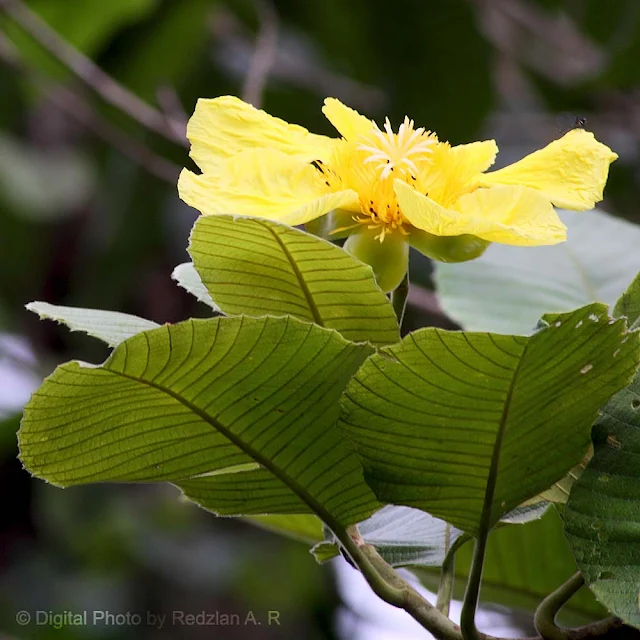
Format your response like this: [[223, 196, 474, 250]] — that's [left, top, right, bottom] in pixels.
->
[[265, 223, 324, 326], [481, 340, 530, 530], [102, 363, 343, 531]]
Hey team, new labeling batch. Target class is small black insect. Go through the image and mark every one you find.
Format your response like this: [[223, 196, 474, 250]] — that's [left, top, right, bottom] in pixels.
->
[[572, 115, 587, 129], [557, 113, 587, 135]]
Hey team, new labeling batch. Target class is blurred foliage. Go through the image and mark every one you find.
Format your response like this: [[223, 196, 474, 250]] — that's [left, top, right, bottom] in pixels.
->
[[3, 0, 640, 638]]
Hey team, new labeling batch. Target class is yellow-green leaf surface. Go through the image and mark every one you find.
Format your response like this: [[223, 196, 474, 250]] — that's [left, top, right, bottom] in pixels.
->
[[248, 514, 325, 545], [19, 316, 380, 527], [340, 303, 639, 534], [188, 215, 399, 347], [565, 368, 640, 628]]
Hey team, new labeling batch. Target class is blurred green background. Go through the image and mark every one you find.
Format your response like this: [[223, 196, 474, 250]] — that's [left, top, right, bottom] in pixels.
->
[[1, 0, 640, 638]]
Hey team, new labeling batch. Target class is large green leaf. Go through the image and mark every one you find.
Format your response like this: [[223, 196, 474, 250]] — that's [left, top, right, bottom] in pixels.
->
[[26, 301, 159, 347], [339, 303, 639, 534], [188, 215, 399, 347], [19, 316, 380, 527], [416, 508, 607, 625], [313, 505, 466, 567], [565, 366, 640, 628], [435, 210, 640, 333]]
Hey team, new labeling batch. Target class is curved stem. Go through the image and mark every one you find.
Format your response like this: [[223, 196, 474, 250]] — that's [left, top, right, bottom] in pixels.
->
[[531, 573, 626, 640], [341, 525, 463, 640], [460, 533, 488, 640], [534, 572, 584, 640], [334, 524, 633, 640]]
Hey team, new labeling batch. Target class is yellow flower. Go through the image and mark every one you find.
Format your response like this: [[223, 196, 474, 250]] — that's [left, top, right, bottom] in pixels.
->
[[179, 96, 617, 292]]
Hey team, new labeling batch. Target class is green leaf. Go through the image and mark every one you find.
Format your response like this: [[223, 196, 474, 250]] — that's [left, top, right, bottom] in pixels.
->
[[416, 508, 607, 625], [19, 316, 380, 527], [313, 505, 466, 567], [171, 262, 219, 311], [26, 301, 159, 347], [340, 303, 639, 534], [247, 515, 325, 545], [188, 215, 399, 347], [435, 210, 640, 333], [565, 367, 640, 628], [313, 501, 548, 566], [613, 270, 640, 330]]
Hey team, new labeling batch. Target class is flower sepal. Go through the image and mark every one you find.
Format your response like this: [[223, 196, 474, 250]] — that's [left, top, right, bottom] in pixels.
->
[[408, 229, 490, 263], [344, 227, 409, 293]]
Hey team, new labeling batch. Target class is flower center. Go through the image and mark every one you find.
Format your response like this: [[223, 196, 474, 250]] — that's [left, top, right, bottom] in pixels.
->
[[359, 116, 436, 180], [327, 117, 437, 242]]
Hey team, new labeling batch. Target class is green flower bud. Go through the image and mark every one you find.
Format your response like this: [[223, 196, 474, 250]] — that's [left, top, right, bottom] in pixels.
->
[[344, 227, 409, 293]]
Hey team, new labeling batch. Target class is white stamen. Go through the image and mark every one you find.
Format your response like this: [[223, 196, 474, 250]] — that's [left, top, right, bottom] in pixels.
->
[[358, 117, 435, 180]]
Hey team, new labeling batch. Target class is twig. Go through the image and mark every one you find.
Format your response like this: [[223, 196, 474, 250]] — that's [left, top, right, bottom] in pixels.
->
[[156, 85, 188, 140], [0, 32, 180, 184], [210, 5, 386, 112], [473, 0, 604, 85], [0, 0, 187, 147], [241, 0, 278, 108], [50, 86, 181, 183]]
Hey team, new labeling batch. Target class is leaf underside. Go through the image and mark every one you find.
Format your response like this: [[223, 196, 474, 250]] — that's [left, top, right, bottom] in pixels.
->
[[26, 301, 160, 347], [19, 315, 380, 528], [189, 215, 399, 347], [340, 303, 639, 534]]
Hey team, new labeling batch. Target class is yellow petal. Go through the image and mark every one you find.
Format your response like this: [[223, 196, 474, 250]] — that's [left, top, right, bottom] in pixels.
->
[[395, 180, 566, 246], [322, 98, 374, 141], [421, 140, 497, 207], [186, 96, 337, 173], [455, 186, 567, 245], [449, 139, 498, 174], [479, 129, 618, 211], [179, 148, 359, 226]]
